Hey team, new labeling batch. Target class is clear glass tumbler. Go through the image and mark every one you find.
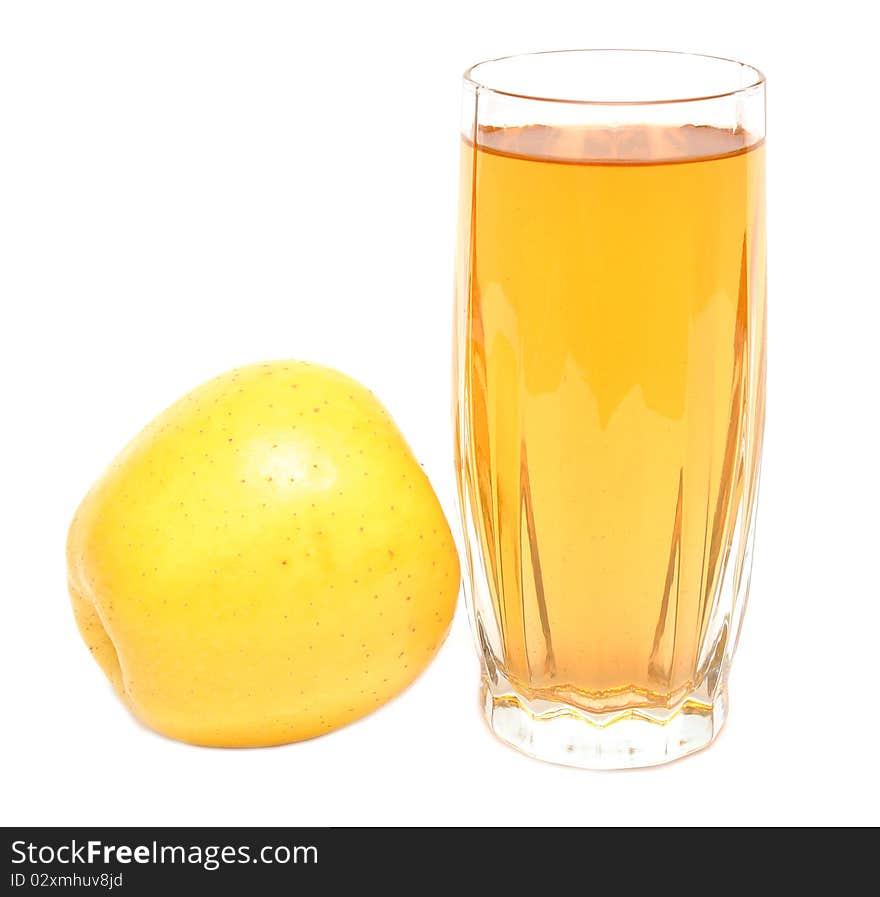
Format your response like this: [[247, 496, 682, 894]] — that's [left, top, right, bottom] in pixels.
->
[[454, 49, 766, 768]]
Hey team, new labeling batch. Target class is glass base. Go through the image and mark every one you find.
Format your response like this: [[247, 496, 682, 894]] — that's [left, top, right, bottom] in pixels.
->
[[481, 680, 728, 770]]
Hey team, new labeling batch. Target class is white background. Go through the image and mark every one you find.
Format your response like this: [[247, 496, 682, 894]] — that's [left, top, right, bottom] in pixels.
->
[[2, 0, 878, 827]]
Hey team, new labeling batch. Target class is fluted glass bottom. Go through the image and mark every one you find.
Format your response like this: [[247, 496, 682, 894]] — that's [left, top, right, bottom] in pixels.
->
[[481, 678, 728, 770]]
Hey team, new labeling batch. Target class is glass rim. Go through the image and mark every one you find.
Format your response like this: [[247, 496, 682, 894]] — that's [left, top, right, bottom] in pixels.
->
[[463, 48, 766, 107]]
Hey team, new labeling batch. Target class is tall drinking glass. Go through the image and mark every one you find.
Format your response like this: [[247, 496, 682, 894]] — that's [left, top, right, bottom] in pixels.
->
[[454, 50, 766, 768]]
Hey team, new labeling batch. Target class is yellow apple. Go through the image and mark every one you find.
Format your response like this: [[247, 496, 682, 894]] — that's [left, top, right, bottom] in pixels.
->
[[67, 362, 460, 747]]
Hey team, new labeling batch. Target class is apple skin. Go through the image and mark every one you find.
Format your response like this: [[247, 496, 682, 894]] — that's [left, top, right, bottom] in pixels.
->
[[67, 361, 460, 747]]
